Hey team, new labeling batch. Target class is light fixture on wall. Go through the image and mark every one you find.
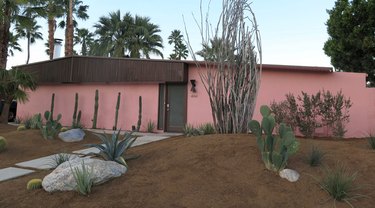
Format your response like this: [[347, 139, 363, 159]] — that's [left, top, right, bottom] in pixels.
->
[[190, 79, 196, 93]]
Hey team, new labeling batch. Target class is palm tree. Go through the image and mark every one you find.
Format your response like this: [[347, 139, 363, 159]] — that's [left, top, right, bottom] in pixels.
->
[[168, 30, 188, 60], [94, 11, 163, 58], [0, 68, 37, 123], [0, 0, 28, 69], [8, 32, 22, 56], [58, 0, 89, 57], [94, 11, 132, 57], [196, 37, 234, 61], [15, 16, 43, 64], [74, 28, 94, 55], [128, 15, 164, 59]]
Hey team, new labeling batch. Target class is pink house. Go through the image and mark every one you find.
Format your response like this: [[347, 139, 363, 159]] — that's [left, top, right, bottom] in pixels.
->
[[16, 56, 375, 138]]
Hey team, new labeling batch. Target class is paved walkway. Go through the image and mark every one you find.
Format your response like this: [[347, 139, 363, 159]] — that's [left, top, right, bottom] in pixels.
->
[[0, 131, 182, 182]]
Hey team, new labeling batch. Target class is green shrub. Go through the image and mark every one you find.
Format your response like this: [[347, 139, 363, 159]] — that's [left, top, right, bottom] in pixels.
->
[[146, 120, 155, 133], [17, 125, 26, 131], [320, 163, 362, 206], [198, 123, 216, 135], [26, 179, 42, 190], [70, 161, 93, 196], [50, 153, 72, 168], [183, 124, 200, 137], [368, 135, 375, 150], [87, 130, 137, 166], [248, 105, 299, 172], [0, 136, 7, 153], [307, 145, 325, 166]]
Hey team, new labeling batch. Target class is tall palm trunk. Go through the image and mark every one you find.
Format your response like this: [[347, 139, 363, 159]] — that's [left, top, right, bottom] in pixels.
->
[[48, 17, 55, 60], [0, 1, 11, 69], [0, 100, 11, 124], [26, 33, 31, 64], [65, 0, 74, 56]]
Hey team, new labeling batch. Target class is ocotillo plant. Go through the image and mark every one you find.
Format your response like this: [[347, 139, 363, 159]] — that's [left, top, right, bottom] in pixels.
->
[[92, 89, 99, 129], [136, 96, 142, 132], [114, 92, 121, 130], [50, 93, 55, 121]]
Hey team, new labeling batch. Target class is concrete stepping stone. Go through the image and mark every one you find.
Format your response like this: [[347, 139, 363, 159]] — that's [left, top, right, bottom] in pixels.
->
[[16, 154, 78, 170], [0, 167, 34, 182], [73, 147, 100, 155]]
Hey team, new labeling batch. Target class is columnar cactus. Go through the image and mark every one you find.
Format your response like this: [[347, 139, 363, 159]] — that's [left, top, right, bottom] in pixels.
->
[[92, 89, 99, 129], [248, 105, 299, 172], [114, 92, 121, 130], [136, 96, 142, 132], [50, 93, 55, 121], [72, 93, 78, 128]]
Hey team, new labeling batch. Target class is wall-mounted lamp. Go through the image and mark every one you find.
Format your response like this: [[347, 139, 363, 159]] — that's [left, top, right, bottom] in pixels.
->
[[190, 79, 197, 93]]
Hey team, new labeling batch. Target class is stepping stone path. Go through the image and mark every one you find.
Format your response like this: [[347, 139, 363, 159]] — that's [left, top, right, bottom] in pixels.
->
[[0, 167, 34, 182], [0, 132, 182, 182]]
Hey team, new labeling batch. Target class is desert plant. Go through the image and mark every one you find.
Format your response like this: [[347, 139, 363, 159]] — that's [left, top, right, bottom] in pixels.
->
[[32, 113, 42, 129], [22, 116, 33, 129], [368, 135, 375, 150], [113, 92, 121, 130], [26, 179, 42, 190], [198, 123, 216, 135], [72, 93, 83, 129], [136, 96, 142, 132], [40, 111, 62, 139], [183, 124, 200, 137], [146, 120, 155, 133], [50, 153, 72, 168], [307, 145, 325, 167], [70, 161, 93, 196], [92, 89, 99, 129], [320, 163, 363, 206], [86, 130, 137, 166], [14, 116, 22, 124], [60, 127, 69, 132], [17, 124, 26, 131], [248, 105, 299, 172], [50, 93, 55, 120], [0, 136, 7, 152]]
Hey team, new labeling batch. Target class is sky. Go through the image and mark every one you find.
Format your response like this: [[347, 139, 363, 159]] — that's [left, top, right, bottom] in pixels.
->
[[7, 0, 336, 69]]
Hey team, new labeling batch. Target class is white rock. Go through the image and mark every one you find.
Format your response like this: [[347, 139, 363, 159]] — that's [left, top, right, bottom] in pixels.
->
[[42, 158, 127, 192], [279, 169, 300, 182], [58, 129, 85, 142]]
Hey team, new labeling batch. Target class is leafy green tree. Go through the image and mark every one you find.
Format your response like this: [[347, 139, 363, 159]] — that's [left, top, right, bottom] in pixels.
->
[[168, 30, 188, 60], [0, 68, 37, 123], [94, 10, 163, 58], [74, 28, 94, 55], [324, 0, 375, 85]]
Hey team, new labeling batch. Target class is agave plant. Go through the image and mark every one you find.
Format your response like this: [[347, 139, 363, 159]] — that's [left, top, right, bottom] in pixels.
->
[[87, 130, 137, 166]]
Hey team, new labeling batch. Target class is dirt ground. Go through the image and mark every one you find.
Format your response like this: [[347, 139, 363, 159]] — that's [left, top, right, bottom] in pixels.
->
[[0, 123, 374, 208]]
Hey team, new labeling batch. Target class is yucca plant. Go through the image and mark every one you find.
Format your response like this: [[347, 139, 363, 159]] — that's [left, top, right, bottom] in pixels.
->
[[183, 124, 200, 137], [50, 153, 72, 168], [307, 145, 325, 167], [70, 161, 93, 196], [86, 130, 137, 166], [146, 120, 155, 133], [198, 123, 216, 135], [320, 163, 364, 207]]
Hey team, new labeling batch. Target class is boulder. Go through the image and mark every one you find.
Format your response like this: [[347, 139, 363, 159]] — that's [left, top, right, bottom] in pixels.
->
[[42, 158, 127, 192], [58, 129, 85, 142], [279, 169, 300, 182]]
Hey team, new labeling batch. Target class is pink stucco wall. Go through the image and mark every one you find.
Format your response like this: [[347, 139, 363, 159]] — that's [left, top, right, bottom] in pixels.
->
[[187, 65, 375, 138], [18, 84, 159, 131], [18, 64, 375, 138]]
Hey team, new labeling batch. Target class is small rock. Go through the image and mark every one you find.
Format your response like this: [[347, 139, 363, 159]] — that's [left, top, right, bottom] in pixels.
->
[[42, 158, 127, 192], [279, 169, 300, 182], [58, 129, 85, 142]]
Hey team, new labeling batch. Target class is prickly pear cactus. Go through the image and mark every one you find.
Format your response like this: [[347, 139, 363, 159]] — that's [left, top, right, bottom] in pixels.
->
[[248, 105, 299, 172]]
